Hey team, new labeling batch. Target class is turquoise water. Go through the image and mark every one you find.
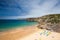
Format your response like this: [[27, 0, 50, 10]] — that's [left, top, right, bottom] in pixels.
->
[[0, 20, 38, 31]]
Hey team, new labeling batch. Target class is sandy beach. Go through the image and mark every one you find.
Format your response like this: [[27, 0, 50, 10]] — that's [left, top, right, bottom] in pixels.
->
[[19, 29, 60, 40], [0, 25, 38, 40], [0, 25, 60, 40]]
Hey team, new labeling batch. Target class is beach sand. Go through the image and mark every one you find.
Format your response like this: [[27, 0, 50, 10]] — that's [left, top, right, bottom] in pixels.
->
[[19, 29, 60, 40], [0, 25, 60, 40], [0, 25, 38, 40]]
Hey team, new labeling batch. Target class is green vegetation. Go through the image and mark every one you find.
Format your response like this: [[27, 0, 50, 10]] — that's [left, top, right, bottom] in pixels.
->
[[39, 14, 60, 24], [27, 14, 60, 32], [27, 14, 60, 24]]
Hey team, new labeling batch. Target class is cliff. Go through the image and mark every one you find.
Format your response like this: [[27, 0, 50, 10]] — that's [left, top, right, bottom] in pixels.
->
[[26, 14, 60, 33]]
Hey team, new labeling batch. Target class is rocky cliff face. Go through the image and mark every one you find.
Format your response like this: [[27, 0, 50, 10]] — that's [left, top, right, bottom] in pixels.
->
[[37, 14, 60, 33], [27, 14, 60, 33]]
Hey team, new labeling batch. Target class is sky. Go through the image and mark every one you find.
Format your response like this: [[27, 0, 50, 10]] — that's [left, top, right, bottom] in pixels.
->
[[0, 0, 60, 19]]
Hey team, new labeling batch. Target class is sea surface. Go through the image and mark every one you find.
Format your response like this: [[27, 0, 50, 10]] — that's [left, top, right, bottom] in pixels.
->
[[0, 19, 38, 31]]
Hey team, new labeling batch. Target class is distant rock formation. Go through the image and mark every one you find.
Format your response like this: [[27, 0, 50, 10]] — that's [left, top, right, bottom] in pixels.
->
[[26, 18, 39, 22]]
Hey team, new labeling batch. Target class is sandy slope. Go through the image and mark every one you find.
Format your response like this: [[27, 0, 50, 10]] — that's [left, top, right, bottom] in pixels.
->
[[18, 29, 60, 40]]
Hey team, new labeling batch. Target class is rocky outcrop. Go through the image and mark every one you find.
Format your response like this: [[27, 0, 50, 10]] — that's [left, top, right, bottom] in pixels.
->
[[26, 14, 60, 33], [37, 14, 60, 33], [26, 18, 39, 22]]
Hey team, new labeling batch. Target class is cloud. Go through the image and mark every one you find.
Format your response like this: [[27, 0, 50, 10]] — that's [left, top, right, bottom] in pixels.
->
[[0, 0, 31, 16], [0, 0, 60, 19], [24, 0, 59, 18]]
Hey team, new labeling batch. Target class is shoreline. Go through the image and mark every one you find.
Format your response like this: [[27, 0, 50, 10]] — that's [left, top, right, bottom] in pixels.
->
[[0, 25, 38, 40], [1, 24, 60, 40], [0, 23, 38, 32]]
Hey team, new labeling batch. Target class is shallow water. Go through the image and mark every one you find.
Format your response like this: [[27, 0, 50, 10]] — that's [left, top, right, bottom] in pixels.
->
[[0, 19, 38, 31]]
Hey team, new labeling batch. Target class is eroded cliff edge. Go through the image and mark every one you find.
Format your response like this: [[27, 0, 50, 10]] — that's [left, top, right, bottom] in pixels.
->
[[26, 14, 60, 33]]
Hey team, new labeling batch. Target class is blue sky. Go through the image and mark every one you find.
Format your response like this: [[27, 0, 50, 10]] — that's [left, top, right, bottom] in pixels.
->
[[0, 0, 60, 19]]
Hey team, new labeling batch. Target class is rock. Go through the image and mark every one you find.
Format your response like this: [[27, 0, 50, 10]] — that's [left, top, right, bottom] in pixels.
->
[[37, 14, 60, 33], [26, 14, 60, 33]]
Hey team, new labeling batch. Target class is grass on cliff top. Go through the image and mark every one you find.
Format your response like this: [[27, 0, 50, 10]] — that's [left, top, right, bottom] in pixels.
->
[[39, 14, 60, 23]]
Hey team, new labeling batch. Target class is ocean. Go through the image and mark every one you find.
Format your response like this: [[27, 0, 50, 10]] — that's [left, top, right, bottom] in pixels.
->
[[0, 19, 38, 31]]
